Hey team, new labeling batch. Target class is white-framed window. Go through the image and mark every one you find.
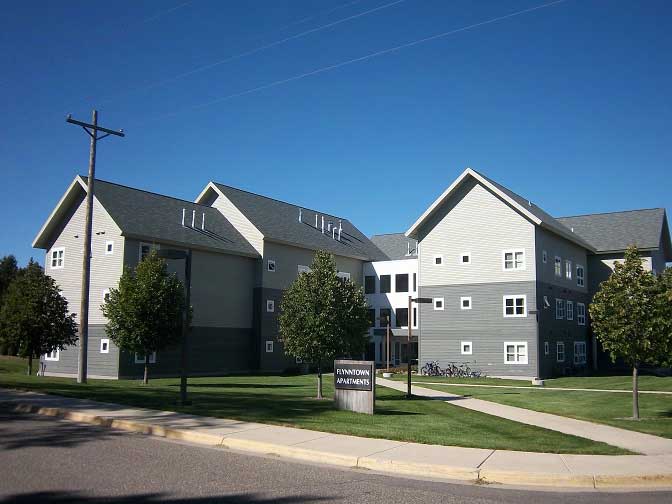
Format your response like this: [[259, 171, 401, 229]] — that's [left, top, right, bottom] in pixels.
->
[[555, 298, 565, 319], [459, 252, 471, 265], [139, 242, 159, 261], [577, 303, 586, 325], [103, 289, 111, 303], [504, 342, 528, 364], [50, 247, 65, 269], [298, 264, 311, 274], [337, 271, 351, 281], [544, 341, 549, 355], [557, 342, 565, 363], [461, 341, 473, 355], [265, 340, 274, 353], [433, 297, 444, 310], [565, 260, 572, 280], [566, 300, 574, 321], [574, 341, 587, 365], [460, 296, 472, 310], [44, 349, 59, 361], [433, 254, 443, 266], [100, 338, 110, 354], [135, 352, 156, 364], [554, 256, 562, 277], [267, 259, 276, 272], [266, 300, 275, 313], [105, 240, 114, 255], [542, 250, 547, 263], [503, 295, 526, 317], [577, 265, 585, 287], [503, 249, 525, 271]]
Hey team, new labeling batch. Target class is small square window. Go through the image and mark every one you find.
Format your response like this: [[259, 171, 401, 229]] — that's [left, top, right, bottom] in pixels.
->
[[135, 352, 156, 364], [266, 300, 275, 312], [460, 296, 472, 310], [103, 289, 111, 303], [267, 260, 276, 272], [265, 341, 274, 353], [50, 247, 65, 269], [433, 297, 444, 310], [461, 341, 472, 355], [460, 252, 471, 265], [434, 255, 443, 266], [100, 338, 110, 354], [105, 241, 114, 255]]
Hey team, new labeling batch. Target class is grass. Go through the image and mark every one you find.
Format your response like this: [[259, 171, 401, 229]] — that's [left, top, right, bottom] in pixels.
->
[[0, 356, 629, 455]]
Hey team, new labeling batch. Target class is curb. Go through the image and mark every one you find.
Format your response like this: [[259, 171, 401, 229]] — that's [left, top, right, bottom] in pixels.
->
[[5, 401, 672, 490]]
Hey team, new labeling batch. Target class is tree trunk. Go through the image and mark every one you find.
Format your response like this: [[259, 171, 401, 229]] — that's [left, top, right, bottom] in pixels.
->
[[632, 364, 640, 420], [316, 362, 323, 400], [143, 353, 149, 385], [27, 354, 33, 376]]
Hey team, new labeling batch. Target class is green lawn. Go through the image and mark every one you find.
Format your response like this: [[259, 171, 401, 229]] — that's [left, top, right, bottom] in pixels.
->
[[0, 356, 628, 455]]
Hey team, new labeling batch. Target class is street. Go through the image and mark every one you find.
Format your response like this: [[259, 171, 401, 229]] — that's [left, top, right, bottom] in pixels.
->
[[0, 411, 669, 503]]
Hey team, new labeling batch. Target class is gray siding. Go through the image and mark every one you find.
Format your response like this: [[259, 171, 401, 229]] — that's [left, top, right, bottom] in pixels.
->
[[419, 282, 538, 378], [535, 227, 589, 294], [256, 287, 296, 372], [41, 325, 119, 378]]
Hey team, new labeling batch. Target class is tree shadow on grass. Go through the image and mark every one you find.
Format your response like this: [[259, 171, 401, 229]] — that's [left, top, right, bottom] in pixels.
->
[[171, 383, 304, 389]]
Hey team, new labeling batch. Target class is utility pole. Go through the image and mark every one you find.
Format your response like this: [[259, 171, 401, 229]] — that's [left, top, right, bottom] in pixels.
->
[[66, 110, 124, 384]]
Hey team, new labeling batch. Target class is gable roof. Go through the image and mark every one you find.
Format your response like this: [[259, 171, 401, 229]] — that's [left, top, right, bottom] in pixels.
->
[[370, 233, 416, 260], [405, 168, 596, 251], [205, 182, 388, 261], [33, 177, 259, 258], [557, 209, 672, 259]]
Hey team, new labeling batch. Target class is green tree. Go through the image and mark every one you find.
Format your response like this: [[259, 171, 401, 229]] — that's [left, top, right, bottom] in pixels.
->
[[589, 246, 670, 419], [0, 260, 77, 375], [101, 251, 186, 384], [0, 255, 19, 303], [279, 251, 370, 399]]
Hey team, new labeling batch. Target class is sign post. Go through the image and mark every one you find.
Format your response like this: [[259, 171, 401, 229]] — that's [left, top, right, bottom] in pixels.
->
[[333, 359, 375, 415]]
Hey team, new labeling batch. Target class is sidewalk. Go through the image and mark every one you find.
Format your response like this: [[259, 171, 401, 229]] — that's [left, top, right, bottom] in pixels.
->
[[408, 381, 672, 395], [1, 388, 671, 490], [377, 377, 672, 456]]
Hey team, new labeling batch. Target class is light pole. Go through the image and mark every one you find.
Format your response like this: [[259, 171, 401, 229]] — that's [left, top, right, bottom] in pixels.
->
[[407, 296, 432, 399], [157, 248, 192, 405]]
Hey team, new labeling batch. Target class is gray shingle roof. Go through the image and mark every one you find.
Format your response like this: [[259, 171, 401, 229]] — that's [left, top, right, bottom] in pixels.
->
[[557, 209, 671, 257], [212, 183, 388, 261], [87, 177, 258, 257], [370, 233, 416, 260]]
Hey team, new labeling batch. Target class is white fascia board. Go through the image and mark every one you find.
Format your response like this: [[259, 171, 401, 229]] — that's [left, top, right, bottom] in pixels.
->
[[32, 176, 88, 248]]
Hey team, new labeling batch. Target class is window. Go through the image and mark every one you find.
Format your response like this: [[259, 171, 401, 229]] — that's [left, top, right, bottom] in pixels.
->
[[542, 250, 547, 263], [395, 274, 409, 293], [461, 341, 473, 355], [460, 296, 472, 310], [555, 298, 565, 319], [556, 342, 565, 363], [135, 352, 156, 364], [267, 259, 276, 272], [503, 295, 526, 317], [504, 342, 528, 364], [105, 240, 114, 255], [50, 247, 64, 269], [103, 289, 111, 303], [367, 309, 375, 327], [413, 307, 417, 328], [265, 341, 274, 353], [577, 303, 586, 325], [433, 297, 444, 310], [554, 256, 562, 277], [266, 300, 275, 312], [44, 349, 59, 361], [412, 273, 417, 292], [100, 338, 110, 354], [139, 242, 159, 261], [298, 264, 311, 275], [380, 275, 391, 293], [574, 341, 587, 365], [460, 252, 471, 265], [395, 308, 408, 328], [565, 260, 572, 280], [503, 249, 525, 271], [433, 255, 443, 266], [544, 341, 549, 355], [577, 265, 585, 287], [337, 271, 351, 281], [364, 275, 376, 294], [379, 308, 391, 327], [566, 300, 574, 321]]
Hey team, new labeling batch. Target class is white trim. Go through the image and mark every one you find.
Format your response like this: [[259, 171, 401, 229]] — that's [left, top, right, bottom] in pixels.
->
[[267, 259, 276, 272], [433, 254, 444, 266], [50, 247, 65, 269], [266, 299, 275, 313], [298, 264, 311, 274], [44, 349, 59, 361], [265, 340, 274, 353], [574, 341, 587, 365], [503, 295, 526, 318], [557, 342, 565, 363], [555, 298, 565, 320], [33, 176, 88, 248], [566, 300, 574, 321], [459, 252, 471, 265], [577, 302, 586, 325], [135, 352, 156, 364], [105, 240, 114, 255], [100, 338, 110, 354], [504, 341, 528, 364], [461, 341, 473, 355], [502, 249, 526, 271], [460, 296, 472, 310], [565, 259, 572, 280], [433, 297, 444, 311], [554, 256, 562, 277], [577, 264, 585, 287]]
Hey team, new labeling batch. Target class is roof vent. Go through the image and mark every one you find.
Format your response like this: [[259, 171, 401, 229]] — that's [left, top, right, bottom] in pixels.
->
[[181, 209, 186, 227], [528, 200, 532, 207], [407, 242, 411, 256], [338, 220, 342, 241], [315, 213, 318, 228], [321, 215, 325, 234], [191, 210, 196, 228], [202, 212, 205, 231], [327, 221, 333, 232], [298, 208, 302, 223], [571, 227, 574, 233]]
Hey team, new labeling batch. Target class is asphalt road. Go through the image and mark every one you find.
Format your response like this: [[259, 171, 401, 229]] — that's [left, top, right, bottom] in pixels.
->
[[1, 411, 670, 504]]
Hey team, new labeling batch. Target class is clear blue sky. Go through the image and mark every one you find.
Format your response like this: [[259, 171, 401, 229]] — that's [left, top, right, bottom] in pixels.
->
[[1, 0, 670, 267]]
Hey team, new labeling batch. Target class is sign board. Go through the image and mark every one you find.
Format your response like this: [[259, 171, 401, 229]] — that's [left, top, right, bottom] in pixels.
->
[[333, 360, 375, 415]]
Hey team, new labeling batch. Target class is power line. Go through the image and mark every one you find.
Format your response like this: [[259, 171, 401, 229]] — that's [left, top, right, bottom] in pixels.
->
[[97, 0, 405, 105], [149, 0, 567, 121], [272, 0, 364, 33], [142, 1, 195, 24]]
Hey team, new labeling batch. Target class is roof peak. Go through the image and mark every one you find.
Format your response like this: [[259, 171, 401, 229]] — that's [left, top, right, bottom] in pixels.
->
[[559, 208, 664, 219]]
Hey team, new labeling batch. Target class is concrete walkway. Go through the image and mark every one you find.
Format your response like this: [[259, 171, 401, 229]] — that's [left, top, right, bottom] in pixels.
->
[[406, 381, 672, 395], [1, 388, 672, 490], [377, 378, 672, 456]]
